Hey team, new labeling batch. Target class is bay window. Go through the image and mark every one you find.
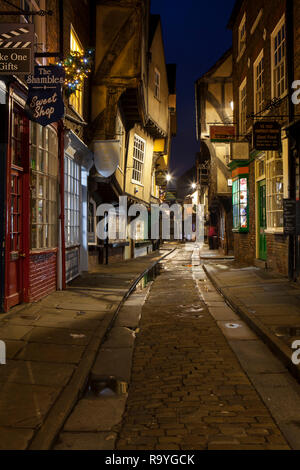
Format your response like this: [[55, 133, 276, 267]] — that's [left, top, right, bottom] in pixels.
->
[[266, 151, 284, 229], [30, 123, 58, 249]]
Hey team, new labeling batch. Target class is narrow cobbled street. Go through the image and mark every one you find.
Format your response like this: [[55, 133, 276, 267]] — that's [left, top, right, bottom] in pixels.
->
[[116, 245, 290, 450]]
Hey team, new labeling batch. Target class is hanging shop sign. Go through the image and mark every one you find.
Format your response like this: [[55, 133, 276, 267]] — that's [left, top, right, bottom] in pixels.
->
[[283, 199, 300, 236], [0, 24, 34, 75], [210, 126, 236, 143], [155, 170, 167, 187], [230, 141, 249, 160], [25, 65, 65, 126], [164, 191, 177, 202], [253, 121, 281, 151]]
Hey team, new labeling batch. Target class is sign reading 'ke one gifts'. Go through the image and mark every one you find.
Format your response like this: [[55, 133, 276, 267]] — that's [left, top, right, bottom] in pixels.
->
[[25, 66, 65, 126]]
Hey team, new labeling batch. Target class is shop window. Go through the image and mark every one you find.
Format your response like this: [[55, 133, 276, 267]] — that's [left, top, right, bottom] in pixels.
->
[[70, 26, 84, 116], [266, 151, 283, 229], [64, 156, 81, 247], [30, 123, 58, 249], [88, 197, 97, 245], [132, 134, 145, 184], [271, 16, 286, 99], [232, 176, 248, 232], [11, 109, 24, 167], [254, 51, 264, 113]]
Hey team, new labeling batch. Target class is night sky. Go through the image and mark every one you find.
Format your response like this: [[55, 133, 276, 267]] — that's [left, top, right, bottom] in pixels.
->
[[151, 0, 236, 180]]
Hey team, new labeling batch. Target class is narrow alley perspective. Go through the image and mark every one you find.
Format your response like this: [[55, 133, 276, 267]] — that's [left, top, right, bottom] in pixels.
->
[[2, 0, 300, 460], [51, 245, 300, 451]]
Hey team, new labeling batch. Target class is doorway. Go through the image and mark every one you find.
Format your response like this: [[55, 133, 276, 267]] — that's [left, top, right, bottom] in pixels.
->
[[5, 105, 28, 310], [258, 180, 267, 261]]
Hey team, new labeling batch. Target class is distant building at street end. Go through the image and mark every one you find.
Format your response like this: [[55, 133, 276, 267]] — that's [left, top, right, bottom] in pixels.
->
[[195, 48, 234, 255]]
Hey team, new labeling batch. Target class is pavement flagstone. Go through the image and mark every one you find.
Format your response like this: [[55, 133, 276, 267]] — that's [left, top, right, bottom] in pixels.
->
[[0, 247, 174, 450]]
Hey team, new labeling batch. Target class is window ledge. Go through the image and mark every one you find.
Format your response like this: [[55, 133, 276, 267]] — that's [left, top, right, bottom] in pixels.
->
[[68, 104, 84, 122], [264, 228, 284, 234], [237, 45, 246, 63], [30, 248, 58, 255], [131, 180, 144, 187]]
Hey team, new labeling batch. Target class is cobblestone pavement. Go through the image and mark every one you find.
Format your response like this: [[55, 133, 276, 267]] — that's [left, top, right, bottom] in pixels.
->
[[116, 245, 290, 450]]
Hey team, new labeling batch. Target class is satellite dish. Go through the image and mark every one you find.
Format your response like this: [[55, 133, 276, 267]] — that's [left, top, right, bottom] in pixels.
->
[[93, 140, 120, 178]]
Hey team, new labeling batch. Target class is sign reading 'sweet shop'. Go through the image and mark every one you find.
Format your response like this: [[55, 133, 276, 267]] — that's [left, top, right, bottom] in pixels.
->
[[25, 66, 65, 126]]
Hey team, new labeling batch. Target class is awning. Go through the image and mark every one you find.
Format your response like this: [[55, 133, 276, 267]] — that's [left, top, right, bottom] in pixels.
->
[[93, 140, 120, 178], [64, 130, 94, 170]]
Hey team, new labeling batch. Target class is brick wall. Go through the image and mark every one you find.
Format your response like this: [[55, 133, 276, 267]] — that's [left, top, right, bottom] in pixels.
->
[[232, 0, 288, 134], [29, 252, 57, 302], [266, 234, 289, 275], [230, 0, 290, 275]]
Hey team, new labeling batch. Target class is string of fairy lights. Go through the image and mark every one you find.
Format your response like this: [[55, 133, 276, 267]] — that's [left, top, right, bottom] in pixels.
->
[[57, 48, 94, 97]]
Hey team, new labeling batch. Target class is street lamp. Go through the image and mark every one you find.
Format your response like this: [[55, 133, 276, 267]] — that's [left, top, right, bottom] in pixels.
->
[[191, 183, 197, 190], [166, 174, 172, 182]]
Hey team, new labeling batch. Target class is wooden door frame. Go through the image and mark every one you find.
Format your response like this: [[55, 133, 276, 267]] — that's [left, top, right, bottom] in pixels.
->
[[4, 86, 30, 311], [257, 179, 267, 261]]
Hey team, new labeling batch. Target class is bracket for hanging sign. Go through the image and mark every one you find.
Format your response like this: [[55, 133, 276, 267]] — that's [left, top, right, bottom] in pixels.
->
[[0, 10, 53, 16]]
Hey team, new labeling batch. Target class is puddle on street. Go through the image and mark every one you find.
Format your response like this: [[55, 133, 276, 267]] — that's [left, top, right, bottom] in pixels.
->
[[135, 263, 164, 291], [85, 376, 128, 398]]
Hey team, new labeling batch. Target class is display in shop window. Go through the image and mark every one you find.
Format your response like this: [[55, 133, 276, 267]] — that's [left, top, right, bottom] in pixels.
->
[[232, 176, 249, 232]]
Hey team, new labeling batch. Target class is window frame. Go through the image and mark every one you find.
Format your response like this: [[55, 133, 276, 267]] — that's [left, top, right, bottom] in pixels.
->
[[115, 111, 125, 172], [154, 68, 161, 100], [239, 78, 247, 136], [131, 134, 146, 185], [265, 150, 284, 231], [64, 154, 81, 248], [232, 174, 249, 233], [69, 25, 84, 117], [30, 122, 59, 250], [88, 197, 97, 246], [271, 15, 287, 99], [253, 50, 264, 114], [238, 13, 246, 57]]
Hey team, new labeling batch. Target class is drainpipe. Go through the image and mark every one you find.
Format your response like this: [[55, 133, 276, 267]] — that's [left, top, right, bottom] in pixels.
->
[[286, 0, 295, 280], [59, 121, 66, 289]]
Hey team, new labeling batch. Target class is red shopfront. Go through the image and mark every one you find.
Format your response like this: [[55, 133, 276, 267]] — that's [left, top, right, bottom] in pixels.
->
[[4, 84, 61, 311]]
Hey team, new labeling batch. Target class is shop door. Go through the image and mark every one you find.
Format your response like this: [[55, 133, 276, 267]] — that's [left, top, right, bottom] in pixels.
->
[[5, 106, 28, 310], [258, 180, 267, 261], [6, 170, 24, 309]]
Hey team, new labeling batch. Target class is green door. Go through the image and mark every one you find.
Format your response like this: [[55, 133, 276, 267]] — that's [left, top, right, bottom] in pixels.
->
[[258, 180, 267, 261]]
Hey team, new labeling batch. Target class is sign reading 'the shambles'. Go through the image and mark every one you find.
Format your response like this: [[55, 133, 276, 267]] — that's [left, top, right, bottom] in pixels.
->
[[253, 121, 281, 151], [25, 66, 65, 126]]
